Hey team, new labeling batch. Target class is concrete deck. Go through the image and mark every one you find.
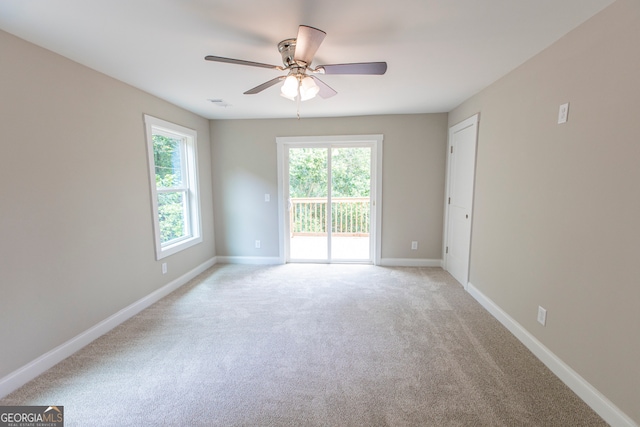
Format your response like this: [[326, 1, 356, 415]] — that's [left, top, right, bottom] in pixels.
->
[[289, 235, 370, 262]]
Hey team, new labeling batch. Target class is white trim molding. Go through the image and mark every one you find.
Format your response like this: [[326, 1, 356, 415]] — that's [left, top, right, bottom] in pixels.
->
[[0, 257, 216, 399], [216, 256, 283, 265], [143, 114, 203, 260], [215, 257, 443, 267], [378, 258, 443, 268], [442, 113, 479, 287], [467, 282, 637, 427], [276, 134, 383, 265]]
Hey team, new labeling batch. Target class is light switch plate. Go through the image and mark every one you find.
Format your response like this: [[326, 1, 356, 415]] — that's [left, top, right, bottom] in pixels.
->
[[558, 103, 569, 124]]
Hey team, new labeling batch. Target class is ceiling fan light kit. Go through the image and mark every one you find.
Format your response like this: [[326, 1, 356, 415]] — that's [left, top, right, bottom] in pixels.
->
[[205, 25, 387, 107], [281, 75, 299, 99], [280, 73, 320, 101], [299, 76, 320, 100]]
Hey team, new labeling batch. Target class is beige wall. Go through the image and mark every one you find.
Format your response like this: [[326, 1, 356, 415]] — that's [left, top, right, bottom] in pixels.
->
[[449, 0, 640, 423], [210, 114, 448, 262], [7, 0, 636, 421], [0, 30, 215, 379]]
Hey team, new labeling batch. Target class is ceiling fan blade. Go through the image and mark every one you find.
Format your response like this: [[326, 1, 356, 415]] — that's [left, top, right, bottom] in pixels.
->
[[310, 76, 337, 99], [244, 76, 286, 94], [315, 62, 387, 75], [293, 25, 326, 66], [205, 55, 282, 70]]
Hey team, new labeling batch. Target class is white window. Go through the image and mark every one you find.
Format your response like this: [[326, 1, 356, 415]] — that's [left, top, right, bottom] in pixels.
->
[[144, 115, 202, 259]]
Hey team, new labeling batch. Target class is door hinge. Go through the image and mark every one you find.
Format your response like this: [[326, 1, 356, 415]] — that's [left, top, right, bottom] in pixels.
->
[[448, 197, 451, 204], [450, 146, 453, 154], [446, 246, 449, 254]]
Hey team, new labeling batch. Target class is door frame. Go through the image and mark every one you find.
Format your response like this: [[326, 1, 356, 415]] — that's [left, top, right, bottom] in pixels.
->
[[276, 134, 383, 265], [443, 114, 479, 288]]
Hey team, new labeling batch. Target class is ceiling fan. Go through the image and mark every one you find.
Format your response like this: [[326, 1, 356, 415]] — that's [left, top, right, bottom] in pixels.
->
[[205, 25, 387, 102]]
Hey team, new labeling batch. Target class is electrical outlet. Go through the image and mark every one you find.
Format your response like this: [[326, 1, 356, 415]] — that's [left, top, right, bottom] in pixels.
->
[[537, 306, 547, 326], [162, 263, 167, 275], [558, 103, 569, 124], [411, 241, 418, 250], [264, 194, 270, 202], [255, 240, 261, 249]]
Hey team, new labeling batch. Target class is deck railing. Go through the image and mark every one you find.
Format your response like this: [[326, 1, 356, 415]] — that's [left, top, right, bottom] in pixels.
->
[[290, 197, 370, 237]]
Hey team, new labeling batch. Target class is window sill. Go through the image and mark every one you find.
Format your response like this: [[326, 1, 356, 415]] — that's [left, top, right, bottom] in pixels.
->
[[156, 235, 203, 260]]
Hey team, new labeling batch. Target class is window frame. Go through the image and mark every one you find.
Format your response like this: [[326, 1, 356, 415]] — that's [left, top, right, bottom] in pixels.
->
[[144, 114, 202, 260]]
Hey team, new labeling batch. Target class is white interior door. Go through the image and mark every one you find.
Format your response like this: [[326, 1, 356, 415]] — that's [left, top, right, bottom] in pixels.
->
[[444, 114, 479, 287]]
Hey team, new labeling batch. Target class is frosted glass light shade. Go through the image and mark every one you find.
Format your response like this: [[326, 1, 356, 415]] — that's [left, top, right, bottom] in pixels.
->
[[300, 76, 319, 101], [281, 75, 299, 99]]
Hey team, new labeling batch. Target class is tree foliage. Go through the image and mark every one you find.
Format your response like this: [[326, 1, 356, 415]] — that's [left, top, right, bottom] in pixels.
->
[[330, 147, 371, 197], [289, 147, 371, 235], [288, 147, 370, 198], [153, 134, 186, 244], [289, 148, 328, 198]]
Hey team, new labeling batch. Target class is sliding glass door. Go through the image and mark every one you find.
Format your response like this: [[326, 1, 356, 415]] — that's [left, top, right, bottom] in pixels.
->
[[287, 145, 372, 263], [288, 147, 329, 260]]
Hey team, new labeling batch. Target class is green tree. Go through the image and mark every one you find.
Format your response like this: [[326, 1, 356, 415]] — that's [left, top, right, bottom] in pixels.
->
[[288, 147, 370, 197], [331, 147, 370, 197], [288, 147, 371, 234], [153, 134, 186, 243], [289, 148, 328, 197]]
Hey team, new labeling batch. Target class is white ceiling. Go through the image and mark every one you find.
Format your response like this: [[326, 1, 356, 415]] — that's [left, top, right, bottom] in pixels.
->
[[0, 0, 614, 120]]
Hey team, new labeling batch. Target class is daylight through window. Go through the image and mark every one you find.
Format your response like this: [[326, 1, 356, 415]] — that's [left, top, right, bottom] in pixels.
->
[[144, 115, 201, 259]]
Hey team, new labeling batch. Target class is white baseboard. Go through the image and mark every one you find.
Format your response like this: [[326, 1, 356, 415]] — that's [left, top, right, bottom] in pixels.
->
[[216, 257, 443, 267], [0, 257, 216, 399], [216, 256, 283, 265], [378, 258, 442, 267], [467, 282, 637, 427]]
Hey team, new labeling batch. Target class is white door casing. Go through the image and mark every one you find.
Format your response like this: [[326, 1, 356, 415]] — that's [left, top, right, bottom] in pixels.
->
[[444, 114, 479, 287], [276, 135, 383, 265]]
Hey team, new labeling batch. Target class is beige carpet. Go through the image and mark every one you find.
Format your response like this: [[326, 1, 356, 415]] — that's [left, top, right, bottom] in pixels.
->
[[1, 264, 606, 426]]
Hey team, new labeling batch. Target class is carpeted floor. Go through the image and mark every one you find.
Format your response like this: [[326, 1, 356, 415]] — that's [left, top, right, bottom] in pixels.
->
[[1, 264, 607, 426]]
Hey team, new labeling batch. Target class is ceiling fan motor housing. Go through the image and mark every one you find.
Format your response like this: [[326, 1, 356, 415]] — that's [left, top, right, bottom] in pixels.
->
[[278, 39, 298, 68]]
